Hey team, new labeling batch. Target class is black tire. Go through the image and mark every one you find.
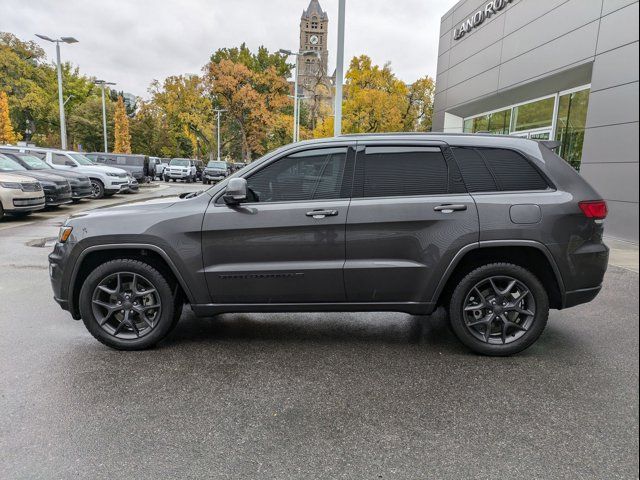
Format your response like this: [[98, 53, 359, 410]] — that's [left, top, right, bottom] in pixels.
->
[[164, 175, 169, 182], [0, 203, 4, 220], [79, 259, 179, 350], [449, 263, 549, 356], [90, 179, 105, 199]]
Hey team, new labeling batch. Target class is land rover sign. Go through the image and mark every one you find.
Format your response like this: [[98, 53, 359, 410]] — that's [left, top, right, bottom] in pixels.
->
[[453, 0, 513, 40]]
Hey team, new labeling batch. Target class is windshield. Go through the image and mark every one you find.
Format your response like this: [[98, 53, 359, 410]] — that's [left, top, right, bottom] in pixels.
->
[[170, 159, 190, 166], [69, 153, 96, 165], [207, 161, 227, 168], [16, 154, 51, 170], [0, 154, 27, 171]]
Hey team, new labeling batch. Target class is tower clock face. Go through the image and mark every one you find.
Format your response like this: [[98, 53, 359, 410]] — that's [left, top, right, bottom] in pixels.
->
[[309, 35, 319, 45]]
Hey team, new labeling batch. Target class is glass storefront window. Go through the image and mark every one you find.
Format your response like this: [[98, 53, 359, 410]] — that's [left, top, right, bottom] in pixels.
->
[[511, 96, 555, 132], [463, 109, 511, 134], [555, 88, 590, 170]]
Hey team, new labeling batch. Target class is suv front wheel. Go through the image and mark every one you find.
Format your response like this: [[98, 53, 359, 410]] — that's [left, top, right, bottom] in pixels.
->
[[79, 259, 179, 350], [449, 263, 549, 356]]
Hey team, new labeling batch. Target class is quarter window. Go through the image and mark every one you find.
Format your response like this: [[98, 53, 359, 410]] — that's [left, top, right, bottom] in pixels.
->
[[246, 147, 349, 203], [355, 146, 449, 198], [453, 147, 549, 192]]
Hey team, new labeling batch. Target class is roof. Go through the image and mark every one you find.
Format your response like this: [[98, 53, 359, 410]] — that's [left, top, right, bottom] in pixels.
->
[[302, 0, 328, 20]]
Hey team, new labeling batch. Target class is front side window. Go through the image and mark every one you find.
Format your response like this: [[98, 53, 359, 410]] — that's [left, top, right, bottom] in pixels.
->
[[246, 147, 348, 203], [69, 153, 95, 165], [52, 153, 74, 166], [356, 146, 448, 198]]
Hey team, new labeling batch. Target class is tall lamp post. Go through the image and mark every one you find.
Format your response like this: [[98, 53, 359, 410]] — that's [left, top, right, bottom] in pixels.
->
[[334, 0, 346, 137], [278, 49, 319, 143], [35, 34, 78, 150], [213, 109, 226, 162], [94, 80, 116, 153]]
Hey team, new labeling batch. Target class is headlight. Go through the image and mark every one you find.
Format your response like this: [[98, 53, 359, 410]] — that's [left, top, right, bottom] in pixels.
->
[[58, 225, 73, 243], [106, 172, 121, 177], [0, 182, 22, 189]]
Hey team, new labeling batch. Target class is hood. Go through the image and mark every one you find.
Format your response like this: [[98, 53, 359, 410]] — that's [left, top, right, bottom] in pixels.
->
[[85, 164, 128, 175], [39, 169, 88, 181], [0, 171, 40, 183], [6, 170, 68, 185], [70, 195, 186, 221]]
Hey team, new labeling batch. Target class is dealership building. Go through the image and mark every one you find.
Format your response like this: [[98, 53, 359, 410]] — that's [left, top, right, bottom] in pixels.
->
[[433, 0, 639, 242]]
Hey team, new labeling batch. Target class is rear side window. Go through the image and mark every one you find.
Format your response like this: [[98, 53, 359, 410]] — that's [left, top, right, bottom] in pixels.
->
[[453, 147, 548, 192], [355, 146, 448, 198]]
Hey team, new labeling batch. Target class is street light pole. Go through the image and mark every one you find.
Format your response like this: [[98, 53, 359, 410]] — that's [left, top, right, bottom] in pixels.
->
[[36, 34, 78, 150], [94, 80, 116, 153], [334, 0, 346, 137], [279, 49, 320, 143], [213, 109, 226, 162], [293, 54, 300, 143]]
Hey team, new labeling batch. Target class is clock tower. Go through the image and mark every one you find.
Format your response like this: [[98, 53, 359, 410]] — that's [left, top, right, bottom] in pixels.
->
[[298, 0, 332, 96]]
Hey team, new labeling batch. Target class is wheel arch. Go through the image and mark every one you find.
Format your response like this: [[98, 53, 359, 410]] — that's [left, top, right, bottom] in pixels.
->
[[433, 241, 565, 310], [69, 244, 194, 319]]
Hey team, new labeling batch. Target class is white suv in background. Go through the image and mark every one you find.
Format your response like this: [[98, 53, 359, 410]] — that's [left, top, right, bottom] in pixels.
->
[[17, 148, 129, 199]]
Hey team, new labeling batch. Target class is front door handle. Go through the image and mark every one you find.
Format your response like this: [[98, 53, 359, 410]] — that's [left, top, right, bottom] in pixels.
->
[[434, 204, 467, 213], [306, 209, 339, 219]]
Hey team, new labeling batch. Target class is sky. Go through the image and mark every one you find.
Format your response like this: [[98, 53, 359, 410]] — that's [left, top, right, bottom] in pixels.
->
[[3, 0, 455, 98]]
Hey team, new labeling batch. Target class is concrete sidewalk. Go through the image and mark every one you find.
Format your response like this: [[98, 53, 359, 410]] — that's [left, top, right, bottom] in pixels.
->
[[606, 237, 639, 273]]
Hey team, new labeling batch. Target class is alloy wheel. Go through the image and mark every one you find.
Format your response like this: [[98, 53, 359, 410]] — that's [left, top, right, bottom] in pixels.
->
[[91, 272, 162, 339], [462, 275, 536, 345]]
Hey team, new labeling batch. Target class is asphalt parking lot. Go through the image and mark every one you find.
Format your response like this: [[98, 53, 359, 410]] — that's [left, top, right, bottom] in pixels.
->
[[0, 185, 638, 479]]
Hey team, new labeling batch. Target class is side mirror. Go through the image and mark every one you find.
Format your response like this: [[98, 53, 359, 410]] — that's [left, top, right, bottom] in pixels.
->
[[223, 177, 248, 205]]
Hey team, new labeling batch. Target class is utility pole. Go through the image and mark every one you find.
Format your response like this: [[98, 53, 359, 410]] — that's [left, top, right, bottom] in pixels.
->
[[334, 0, 346, 137], [213, 109, 226, 161], [35, 34, 78, 150], [279, 49, 320, 143], [94, 80, 116, 153]]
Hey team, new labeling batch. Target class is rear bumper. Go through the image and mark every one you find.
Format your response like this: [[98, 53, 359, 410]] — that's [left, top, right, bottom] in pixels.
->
[[563, 285, 603, 308]]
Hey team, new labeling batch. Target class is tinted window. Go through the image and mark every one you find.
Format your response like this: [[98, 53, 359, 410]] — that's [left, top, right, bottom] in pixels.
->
[[246, 147, 348, 203], [52, 153, 72, 166], [453, 147, 548, 192], [357, 146, 448, 198]]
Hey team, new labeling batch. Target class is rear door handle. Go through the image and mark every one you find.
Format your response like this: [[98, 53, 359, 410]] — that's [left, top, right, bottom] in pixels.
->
[[434, 204, 467, 213], [306, 209, 339, 218]]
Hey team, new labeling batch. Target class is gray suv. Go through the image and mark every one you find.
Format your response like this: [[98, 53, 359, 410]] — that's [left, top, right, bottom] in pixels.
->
[[49, 134, 609, 355]]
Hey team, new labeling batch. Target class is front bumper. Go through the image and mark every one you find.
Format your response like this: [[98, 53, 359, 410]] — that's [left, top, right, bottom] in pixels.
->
[[166, 171, 191, 179], [71, 183, 93, 199], [105, 179, 128, 192], [43, 187, 73, 206], [9, 195, 46, 211], [204, 171, 226, 180]]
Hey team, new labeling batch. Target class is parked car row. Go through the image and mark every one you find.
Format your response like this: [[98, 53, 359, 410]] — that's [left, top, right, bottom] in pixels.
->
[[0, 146, 141, 220], [162, 158, 238, 184]]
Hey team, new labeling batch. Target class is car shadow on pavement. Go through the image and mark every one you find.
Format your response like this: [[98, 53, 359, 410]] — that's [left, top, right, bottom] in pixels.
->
[[160, 307, 464, 351]]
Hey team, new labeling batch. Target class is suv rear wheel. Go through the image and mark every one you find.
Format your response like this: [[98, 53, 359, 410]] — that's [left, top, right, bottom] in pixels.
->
[[79, 259, 179, 350], [449, 263, 549, 356]]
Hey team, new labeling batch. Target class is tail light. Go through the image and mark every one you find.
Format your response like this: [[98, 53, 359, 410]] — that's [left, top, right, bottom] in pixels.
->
[[579, 200, 608, 219]]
